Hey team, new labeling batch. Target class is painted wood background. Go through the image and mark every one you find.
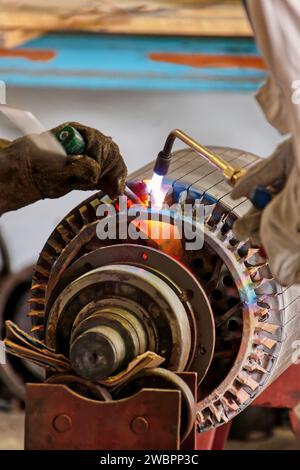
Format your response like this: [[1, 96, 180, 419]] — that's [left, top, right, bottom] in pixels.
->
[[0, 1, 251, 46], [0, 34, 266, 92]]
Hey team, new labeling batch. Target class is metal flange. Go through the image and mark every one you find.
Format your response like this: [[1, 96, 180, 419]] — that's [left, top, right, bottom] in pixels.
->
[[46, 244, 215, 384]]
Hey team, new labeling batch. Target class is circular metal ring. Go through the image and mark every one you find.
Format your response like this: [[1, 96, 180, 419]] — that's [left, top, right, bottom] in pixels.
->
[[46, 244, 214, 384], [47, 263, 192, 372], [113, 368, 196, 443], [45, 372, 112, 401]]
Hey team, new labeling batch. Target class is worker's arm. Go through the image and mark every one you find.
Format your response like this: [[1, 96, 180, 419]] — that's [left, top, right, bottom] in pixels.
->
[[248, 0, 300, 153], [232, 138, 294, 246], [0, 122, 127, 215], [232, 0, 300, 286]]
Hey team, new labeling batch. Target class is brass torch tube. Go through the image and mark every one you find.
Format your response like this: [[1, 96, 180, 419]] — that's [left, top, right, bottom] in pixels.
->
[[162, 129, 245, 185]]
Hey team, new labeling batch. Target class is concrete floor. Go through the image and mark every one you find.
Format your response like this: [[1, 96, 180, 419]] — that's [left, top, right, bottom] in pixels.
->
[[227, 429, 300, 451], [0, 411, 24, 450], [0, 411, 299, 450]]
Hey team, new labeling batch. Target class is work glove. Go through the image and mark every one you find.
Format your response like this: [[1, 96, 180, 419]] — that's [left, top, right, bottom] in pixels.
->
[[0, 122, 127, 215], [231, 138, 300, 285]]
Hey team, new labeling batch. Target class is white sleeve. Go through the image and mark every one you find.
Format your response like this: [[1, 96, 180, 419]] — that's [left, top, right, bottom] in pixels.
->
[[255, 75, 290, 135], [248, 0, 300, 169]]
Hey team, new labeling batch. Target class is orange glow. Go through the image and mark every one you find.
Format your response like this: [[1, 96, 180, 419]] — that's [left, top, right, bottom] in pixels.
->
[[132, 219, 184, 259]]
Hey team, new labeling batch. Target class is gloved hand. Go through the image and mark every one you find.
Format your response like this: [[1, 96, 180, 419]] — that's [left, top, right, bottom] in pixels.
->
[[259, 167, 300, 286], [231, 138, 294, 245], [231, 138, 300, 285], [0, 122, 127, 215]]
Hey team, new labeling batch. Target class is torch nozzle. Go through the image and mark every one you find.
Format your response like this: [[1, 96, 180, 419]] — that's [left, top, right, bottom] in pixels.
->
[[153, 150, 172, 177]]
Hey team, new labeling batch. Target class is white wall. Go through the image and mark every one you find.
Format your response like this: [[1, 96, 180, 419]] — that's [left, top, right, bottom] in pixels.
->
[[0, 87, 282, 270]]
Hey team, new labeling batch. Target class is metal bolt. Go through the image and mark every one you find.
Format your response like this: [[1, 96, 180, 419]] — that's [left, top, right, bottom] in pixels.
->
[[53, 414, 72, 433], [130, 416, 149, 435]]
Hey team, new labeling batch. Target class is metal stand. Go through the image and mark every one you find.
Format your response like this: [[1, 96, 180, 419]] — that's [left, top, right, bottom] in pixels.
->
[[25, 372, 197, 450], [25, 366, 300, 450]]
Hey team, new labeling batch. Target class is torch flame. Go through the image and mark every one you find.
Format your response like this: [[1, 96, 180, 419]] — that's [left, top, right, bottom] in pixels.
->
[[147, 172, 168, 209]]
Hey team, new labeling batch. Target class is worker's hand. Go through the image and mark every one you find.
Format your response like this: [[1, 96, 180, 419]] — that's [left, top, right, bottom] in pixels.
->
[[51, 122, 127, 199], [258, 166, 300, 285], [0, 122, 127, 215], [231, 138, 300, 285], [231, 138, 294, 245]]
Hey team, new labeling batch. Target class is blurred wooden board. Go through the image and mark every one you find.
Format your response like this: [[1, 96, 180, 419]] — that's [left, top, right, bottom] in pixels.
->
[[0, 34, 265, 92], [0, 1, 251, 37], [0, 30, 41, 48]]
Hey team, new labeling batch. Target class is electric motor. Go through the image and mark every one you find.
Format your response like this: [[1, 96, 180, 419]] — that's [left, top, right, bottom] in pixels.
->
[[29, 145, 300, 432]]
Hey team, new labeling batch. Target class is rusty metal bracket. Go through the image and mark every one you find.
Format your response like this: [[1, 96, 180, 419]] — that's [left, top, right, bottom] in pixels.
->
[[25, 372, 197, 450], [25, 384, 181, 450]]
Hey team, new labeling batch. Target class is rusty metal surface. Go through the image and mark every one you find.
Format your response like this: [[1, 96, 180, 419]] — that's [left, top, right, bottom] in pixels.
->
[[196, 428, 216, 450], [195, 422, 232, 450], [25, 383, 181, 450], [45, 373, 112, 402], [114, 368, 196, 443], [253, 365, 300, 409]]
